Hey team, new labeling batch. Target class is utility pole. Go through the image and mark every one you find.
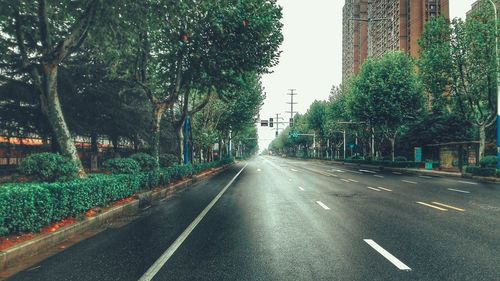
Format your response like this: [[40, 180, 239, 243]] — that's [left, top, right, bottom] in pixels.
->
[[286, 89, 298, 127], [275, 113, 281, 138]]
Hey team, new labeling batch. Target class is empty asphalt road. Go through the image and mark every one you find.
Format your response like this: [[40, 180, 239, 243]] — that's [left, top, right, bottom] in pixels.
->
[[7, 156, 500, 281]]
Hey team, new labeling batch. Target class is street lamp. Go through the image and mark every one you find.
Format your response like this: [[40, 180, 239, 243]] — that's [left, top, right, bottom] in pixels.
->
[[486, 0, 500, 169]]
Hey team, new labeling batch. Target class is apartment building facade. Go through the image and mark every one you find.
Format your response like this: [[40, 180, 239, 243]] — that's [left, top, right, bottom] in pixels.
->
[[342, 0, 449, 83]]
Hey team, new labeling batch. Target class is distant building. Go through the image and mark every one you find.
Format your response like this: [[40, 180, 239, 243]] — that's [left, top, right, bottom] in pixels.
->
[[342, 0, 449, 83]]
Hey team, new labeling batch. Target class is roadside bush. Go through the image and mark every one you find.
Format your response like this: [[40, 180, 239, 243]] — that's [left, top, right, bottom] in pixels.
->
[[131, 153, 158, 171], [18, 153, 78, 182], [0, 159, 233, 236], [465, 166, 496, 177], [0, 184, 53, 233], [479, 155, 498, 168], [159, 154, 179, 168], [102, 158, 140, 174], [394, 156, 407, 162]]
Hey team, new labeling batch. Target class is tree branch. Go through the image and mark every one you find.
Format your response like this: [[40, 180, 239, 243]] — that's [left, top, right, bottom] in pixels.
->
[[48, 0, 99, 64], [38, 0, 52, 51]]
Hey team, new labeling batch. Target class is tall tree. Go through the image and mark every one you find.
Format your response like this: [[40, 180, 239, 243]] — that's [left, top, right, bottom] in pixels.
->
[[348, 52, 424, 161]]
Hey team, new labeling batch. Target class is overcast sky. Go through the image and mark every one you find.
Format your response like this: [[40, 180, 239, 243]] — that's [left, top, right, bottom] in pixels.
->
[[257, 0, 478, 151]]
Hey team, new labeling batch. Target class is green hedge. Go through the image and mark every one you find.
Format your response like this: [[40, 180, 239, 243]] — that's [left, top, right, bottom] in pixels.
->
[[131, 153, 159, 171], [465, 166, 497, 177], [18, 153, 78, 182], [102, 158, 140, 174], [0, 158, 233, 236]]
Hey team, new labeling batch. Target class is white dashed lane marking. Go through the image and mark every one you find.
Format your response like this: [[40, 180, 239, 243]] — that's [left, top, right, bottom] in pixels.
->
[[364, 239, 412, 271]]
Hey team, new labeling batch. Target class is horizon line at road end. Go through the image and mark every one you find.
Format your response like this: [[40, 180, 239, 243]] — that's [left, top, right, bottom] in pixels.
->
[[138, 163, 248, 281]]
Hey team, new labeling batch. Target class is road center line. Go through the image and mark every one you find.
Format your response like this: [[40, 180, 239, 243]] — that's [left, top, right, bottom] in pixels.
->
[[432, 202, 465, 212], [377, 187, 393, 192], [457, 180, 478, 185], [402, 180, 417, 184], [348, 179, 359, 183], [291, 168, 298, 172], [374, 175, 385, 178], [316, 201, 330, 210], [447, 188, 471, 194], [298, 186, 305, 191], [138, 164, 248, 281], [341, 179, 351, 183], [416, 201, 448, 211], [363, 239, 412, 271], [367, 186, 381, 191], [346, 170, 363, 174]]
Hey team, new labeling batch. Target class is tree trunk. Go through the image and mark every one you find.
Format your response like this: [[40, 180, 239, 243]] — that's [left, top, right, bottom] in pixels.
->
[[479, 124, 486, 160], [151, 104, 166, 163], [390, 138, 396, 162], [176, 123, 184, 164], [40, 65, 85, 176], [90, 132, 98, 172]]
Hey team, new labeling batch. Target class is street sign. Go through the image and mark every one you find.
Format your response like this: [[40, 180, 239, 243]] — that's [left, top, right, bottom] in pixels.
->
[[261, 120, 268, 127], [414, 147, 422, 162]]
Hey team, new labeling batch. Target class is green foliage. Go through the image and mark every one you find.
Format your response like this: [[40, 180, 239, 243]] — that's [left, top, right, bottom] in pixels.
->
[[159, 154, 179, 168], [465, 166, 497, 177], [0, 159, 233, 236], [102, 158, 140, 174], [479, 156, 498, 168], [130, 153, 159, 171], [18, 153, 78, 182]]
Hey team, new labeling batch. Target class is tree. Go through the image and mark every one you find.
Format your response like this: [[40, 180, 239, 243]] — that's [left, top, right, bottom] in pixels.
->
[[348, 52, 424, 161], [450, 11, 498, 159]]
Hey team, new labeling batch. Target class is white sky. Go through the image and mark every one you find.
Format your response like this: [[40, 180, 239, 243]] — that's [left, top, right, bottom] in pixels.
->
[[257, 0, 477, 151]]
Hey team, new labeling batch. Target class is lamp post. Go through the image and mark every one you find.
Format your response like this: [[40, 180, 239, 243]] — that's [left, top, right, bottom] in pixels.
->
[[487, 0, 500, 169]]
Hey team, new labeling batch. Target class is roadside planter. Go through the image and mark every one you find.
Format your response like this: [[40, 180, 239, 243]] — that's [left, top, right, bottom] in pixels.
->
[[425, 161, 433, 170]]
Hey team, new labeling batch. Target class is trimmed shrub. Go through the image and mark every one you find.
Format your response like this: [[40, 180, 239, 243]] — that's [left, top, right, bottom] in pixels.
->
[[0, 158, 232, 236], [394, 156, 407, 162], [465, 166, 496, 177], [18, 153, 78, 182], [159, 154, 179, 168], [0, 183, 53, 233], [479, 155, 498, 168], [102, 158, 140, 174], [131, 153, 159, 171]]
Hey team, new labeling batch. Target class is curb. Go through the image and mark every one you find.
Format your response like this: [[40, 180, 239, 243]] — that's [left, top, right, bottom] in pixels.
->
[[0, 164, 230, 273]]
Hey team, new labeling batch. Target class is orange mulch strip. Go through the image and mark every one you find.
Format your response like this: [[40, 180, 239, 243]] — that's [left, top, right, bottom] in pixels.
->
[[0, 233, 34, 251], [84, 209, 99, 218], [110, 196, 135, 207], [40, 217, 76, 234]]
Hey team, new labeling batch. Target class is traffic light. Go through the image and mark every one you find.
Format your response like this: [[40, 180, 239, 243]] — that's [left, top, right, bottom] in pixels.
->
[[261, 120, 268, 126], [269, 118, 274, 127], [289, 118, 294, 127], [275, 131, 278, 137]]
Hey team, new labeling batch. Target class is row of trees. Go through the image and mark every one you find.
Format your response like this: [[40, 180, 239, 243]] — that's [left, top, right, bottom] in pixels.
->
[[0, 0, 283, 176], [271, 8, 497, 162]]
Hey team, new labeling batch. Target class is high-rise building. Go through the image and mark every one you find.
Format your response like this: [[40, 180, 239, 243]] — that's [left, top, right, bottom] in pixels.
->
[[342, 0, 449, 83]]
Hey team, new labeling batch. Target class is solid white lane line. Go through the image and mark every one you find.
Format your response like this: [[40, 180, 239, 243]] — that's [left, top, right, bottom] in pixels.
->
[[457, 180, 478, 185], [392, 172, 403, 175], [367, 187, 381, 192], [291, 168, 298, 172], [402, 180, 417, 184], [363, 239, 412, 271], [416, 201, 448, 211], [360, 169, 376, 174], [374, 175, 385, 178], [316, 201, 330, 210], [341, 179, 351, 183], [447, 188, 471, 194], [418, 175, 432, 179], [298, 186, 305, 191], [432, 202, 465, 212], [377, 187, 393, 192], [348, 179, 359, 183], [138, 164, 248, 281]]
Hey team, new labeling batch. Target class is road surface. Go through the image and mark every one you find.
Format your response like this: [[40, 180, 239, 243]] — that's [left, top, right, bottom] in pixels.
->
[[7, 156, 500, 280]]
